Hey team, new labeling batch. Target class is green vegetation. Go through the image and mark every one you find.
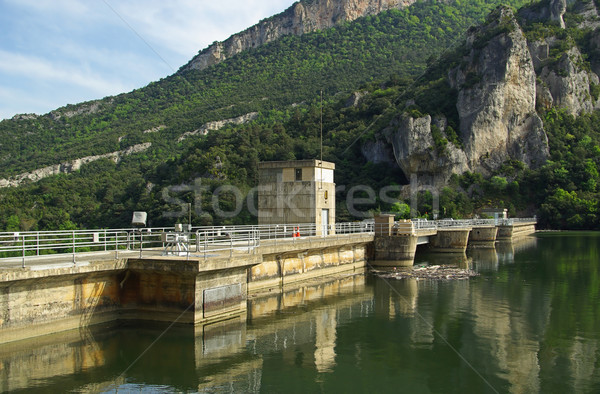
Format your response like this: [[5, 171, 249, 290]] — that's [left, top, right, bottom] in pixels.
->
[[1, 0, 599, 231]]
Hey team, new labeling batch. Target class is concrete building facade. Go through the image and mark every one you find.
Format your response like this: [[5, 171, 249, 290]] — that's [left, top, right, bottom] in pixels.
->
[[258, 160, 335, 236]]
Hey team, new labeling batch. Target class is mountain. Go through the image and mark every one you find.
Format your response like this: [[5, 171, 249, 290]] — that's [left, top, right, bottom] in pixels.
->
[[0, 0, 598, 232], [181, 0, 417, 72], [366, 0, 600, 228]]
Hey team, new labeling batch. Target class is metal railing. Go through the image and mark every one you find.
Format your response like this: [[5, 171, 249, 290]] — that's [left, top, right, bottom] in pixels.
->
[[0, 222, 375, 267], [0, 218, 536, 267], [386, 218, 537, 235]]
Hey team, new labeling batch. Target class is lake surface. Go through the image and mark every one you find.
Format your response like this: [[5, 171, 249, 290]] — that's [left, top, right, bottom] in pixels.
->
[[0, 232, 598, 393]]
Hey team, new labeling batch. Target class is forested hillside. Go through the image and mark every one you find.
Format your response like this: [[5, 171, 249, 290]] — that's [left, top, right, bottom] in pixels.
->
[[2, 0, 598, 231]]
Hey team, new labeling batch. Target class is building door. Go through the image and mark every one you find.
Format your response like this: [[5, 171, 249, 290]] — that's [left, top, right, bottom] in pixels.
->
[[321, 209, 329, 237]]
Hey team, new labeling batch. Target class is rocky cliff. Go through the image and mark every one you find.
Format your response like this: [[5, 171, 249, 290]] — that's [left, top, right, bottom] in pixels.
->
[[0, 143, 151, 188], [365, 1, 600, 185], [180, 0, 416, 72]]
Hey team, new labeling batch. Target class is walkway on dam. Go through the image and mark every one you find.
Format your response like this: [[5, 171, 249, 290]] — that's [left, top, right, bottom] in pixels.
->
[[0, 218, 536, 269]]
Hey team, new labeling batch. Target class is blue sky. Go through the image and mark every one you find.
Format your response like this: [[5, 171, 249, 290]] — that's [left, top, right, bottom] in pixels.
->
[[0, 0, 294, 120]]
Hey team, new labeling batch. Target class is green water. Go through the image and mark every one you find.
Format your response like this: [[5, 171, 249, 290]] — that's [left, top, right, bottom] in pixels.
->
[[1, 233, 599, 393]]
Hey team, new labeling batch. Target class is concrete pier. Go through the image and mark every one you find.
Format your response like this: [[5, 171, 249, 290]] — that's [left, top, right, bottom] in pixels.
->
[[371, 235, 418, 267], [496, 222, 536, 241], [428, 228, 471, 253], [468, 226, 499, 248]]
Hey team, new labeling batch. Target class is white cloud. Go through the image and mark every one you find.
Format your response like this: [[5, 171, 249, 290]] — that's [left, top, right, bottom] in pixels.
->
[[107, 0, 294, 60], [0, 50, 130, 94], [0, 0, 296, 119]]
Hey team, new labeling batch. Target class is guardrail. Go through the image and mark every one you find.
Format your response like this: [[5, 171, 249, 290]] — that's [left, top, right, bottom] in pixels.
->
[[0, 222, 375, 267], [0, 218, 535, 267], [387, 218, 537, 235]]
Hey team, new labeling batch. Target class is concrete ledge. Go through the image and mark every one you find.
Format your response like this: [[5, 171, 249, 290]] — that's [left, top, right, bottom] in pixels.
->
[[0, 259, 128, 283], [257, 234, 374, 255]]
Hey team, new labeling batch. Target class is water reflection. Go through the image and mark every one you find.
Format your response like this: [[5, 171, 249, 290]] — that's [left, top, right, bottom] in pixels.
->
[[0, 234, 599, 393], [469, 248, 499, 271], [414, 251, 471, 269], [496, 236, 538, 264]]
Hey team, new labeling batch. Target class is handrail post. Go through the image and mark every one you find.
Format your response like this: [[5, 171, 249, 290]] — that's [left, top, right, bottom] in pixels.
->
[[72, 230, 76, 265], [22, 235, 25, 268]]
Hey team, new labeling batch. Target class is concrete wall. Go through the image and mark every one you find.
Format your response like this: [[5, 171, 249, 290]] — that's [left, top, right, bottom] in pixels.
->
[[0, 261, 126, 343], [372, 235, 418, 267], [428, 229, 471, 253], [0, 234, 373, 344], [497, 223, 536, 241], [468, 226, 498, 248], [248, 242, 368, 292]]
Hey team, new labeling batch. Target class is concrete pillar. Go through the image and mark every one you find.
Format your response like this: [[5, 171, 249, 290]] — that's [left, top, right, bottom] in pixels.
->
[[374, 214, 395, 236], [468, 226, 498, 248], [429, 228, 471, 253], [371, 235, 418, 267], [496, 225, 513, 241]]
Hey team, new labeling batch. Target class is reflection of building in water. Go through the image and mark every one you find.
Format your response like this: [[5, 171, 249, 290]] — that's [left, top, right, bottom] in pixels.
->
[[468, 283, 551, 393], [0, 327, 112, 392], [314, 308, 337, 373], [496, 236, 538, 264], [569, 339, 598, 393], [469, 248, 499, 271], [196, 358, 263, 393]]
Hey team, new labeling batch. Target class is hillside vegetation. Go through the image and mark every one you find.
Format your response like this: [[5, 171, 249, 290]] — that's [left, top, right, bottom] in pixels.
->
[[3, 0, 599, 231]]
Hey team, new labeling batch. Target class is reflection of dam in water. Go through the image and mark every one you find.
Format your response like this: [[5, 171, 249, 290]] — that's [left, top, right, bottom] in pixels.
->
[[0, 273, 374, 392], [1, 234, 598, 393], [496, 236, 538, 264]]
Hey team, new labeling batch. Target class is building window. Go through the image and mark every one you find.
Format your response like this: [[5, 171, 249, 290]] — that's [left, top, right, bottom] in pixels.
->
[[295, 168, 302, 181]]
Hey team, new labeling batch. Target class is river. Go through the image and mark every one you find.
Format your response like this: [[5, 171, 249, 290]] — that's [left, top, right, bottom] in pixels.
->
[[0, 232, 598, 393]]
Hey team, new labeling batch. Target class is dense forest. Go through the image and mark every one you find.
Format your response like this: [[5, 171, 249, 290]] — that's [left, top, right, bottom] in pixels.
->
[[0, 0, 598, 231]]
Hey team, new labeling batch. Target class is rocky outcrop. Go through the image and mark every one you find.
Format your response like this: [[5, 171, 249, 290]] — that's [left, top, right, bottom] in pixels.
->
[[537, 47, 599, 115], [360, 139, 396, 165], [450, 7, 549, 173], [571, 0, 600, 29], [0, 143, 152, 188], [180, 0, 416, 72], [10, 114, 37, 121], [50, 101, 103, 120], [519, 0, 567, 28], [382, 114, 469, 186], [143, 125, 166, 134], [374, 7, 550, 183], [177, 112, 259, 142]]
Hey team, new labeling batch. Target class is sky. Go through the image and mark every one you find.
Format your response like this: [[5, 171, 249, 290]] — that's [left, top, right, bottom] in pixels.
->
[[0, 0, 294, 120]]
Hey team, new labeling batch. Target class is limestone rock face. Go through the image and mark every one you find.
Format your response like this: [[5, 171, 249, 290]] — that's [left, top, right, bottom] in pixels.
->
[[449, 7, 548, 173], [372, 7, 551, 184], [519, 0, 567, 28], [180, 0, 416, 72], [360, 139, 396, 165], [0, 143, 152, 188], [537, 47, 599, 115], [571, 0, 600, 29], [383, 114, 468, 185]]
